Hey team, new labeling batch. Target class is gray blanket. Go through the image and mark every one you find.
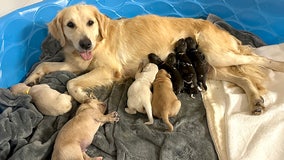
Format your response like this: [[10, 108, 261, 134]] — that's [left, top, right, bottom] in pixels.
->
[[0, 14, 266, 160]]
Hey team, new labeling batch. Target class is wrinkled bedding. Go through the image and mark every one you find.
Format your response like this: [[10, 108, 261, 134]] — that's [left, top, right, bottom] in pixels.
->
[[0, 14, 266, 160], [203, 43, 284, 160], [0, 71, 216, 160]]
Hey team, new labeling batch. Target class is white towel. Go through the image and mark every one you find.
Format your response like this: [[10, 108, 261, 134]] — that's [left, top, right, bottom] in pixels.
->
[[203, 43, 284, 160]]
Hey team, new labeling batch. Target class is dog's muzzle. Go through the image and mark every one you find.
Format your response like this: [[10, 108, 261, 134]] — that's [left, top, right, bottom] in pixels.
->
[[79, 37, 92, 50], [78, 37, 93, 61]]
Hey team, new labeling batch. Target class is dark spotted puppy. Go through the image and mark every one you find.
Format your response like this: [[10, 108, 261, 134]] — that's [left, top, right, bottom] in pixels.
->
[[174, 39, 199, 98], [185, 37, 209, 91], [148, 53, 183, 94]]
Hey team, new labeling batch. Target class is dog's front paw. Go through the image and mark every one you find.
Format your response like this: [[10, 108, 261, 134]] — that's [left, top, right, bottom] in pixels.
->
[[109, 111, 119, 122], [252, 97, 265, 115]]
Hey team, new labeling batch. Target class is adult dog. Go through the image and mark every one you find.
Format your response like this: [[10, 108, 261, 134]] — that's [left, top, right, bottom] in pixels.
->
[[25, 4, 284, 114]]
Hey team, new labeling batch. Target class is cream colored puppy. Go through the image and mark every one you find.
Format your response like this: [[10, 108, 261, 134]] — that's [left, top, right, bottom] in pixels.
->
[[51, 99, 119, 160], [125, 63, 159, 125], [10, 83, 72, 116], [152, 69, 181, 132]]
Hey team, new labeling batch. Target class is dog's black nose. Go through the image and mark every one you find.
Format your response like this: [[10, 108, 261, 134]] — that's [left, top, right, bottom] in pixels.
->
[[79, 38, 92, 50]]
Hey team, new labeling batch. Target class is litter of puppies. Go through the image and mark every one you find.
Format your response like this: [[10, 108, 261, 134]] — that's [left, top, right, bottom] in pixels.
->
[[125, 37, 210, 132]]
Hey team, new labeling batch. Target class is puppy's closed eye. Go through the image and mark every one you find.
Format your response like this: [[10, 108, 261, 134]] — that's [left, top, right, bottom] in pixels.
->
[[67, 21, 75, 28]]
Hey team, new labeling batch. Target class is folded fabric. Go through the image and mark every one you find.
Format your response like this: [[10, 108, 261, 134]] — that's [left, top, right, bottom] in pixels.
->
[[203, 43, 284, 160]]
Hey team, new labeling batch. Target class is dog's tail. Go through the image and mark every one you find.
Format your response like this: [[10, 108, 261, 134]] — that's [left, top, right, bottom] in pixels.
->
[[161, 112, 174, 132]]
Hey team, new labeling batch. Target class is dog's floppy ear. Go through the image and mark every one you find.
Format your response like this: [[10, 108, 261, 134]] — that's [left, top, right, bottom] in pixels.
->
[[92, 6, 109, 41], [48, 12, 66, 47]]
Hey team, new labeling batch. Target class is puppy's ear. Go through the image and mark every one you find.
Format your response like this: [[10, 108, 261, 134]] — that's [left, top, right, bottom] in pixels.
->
[[76, 103, 89, 114], [167, 73, 171, 79], [48, 12, 66, 47], [92, 6, 109, 41]]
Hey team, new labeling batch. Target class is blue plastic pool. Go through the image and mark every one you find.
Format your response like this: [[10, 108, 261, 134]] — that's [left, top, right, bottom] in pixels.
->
[[0, 0, 284, 88]]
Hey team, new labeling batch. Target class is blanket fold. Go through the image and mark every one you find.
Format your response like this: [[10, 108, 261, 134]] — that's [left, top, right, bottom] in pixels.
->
[[0, 89, 43, 160]]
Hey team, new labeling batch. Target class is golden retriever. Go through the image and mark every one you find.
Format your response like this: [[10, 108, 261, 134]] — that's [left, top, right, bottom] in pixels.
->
[[24, 4, 284, 115], [151, 69, 181, 132], [51, 99, 119, 160]]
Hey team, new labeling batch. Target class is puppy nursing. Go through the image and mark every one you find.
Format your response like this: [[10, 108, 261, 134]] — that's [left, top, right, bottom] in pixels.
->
[[174, 39, 200, 97], [51, 99, 119, 160], [148, 53, 184, 94], [184, 37, 209, 91], [125, 63, 158, 124], [151, 69, 181, 132]]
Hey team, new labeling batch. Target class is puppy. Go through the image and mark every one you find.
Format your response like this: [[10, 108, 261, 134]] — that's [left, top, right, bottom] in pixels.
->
[[174, 39, 199, 97], [51, 99, 119, 160], [185, 37, 209, 90], [10, 83, 72, 116], [148, 53, 184, 94], [125, 63, 159, 125], [151, 69, 181, 132]]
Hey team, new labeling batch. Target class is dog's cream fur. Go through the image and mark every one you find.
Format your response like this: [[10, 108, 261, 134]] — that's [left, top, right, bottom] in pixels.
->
[[125, 63, 159, 125], [151, 69, 181, 132], [10, 83, 72, 116], [25, 4, 284, 114], [51, 99, 119, 160]]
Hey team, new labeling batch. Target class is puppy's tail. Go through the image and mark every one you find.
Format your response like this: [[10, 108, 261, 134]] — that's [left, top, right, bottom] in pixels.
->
[[162, 113, 174, 132]]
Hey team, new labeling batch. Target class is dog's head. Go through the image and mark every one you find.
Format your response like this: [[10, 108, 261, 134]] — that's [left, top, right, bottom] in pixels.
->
[[142, 63, 158, 73], [194, 51, 206, 62], [185, 37, 198, 51], [135, 63, 158, 82], [148, 53, 163, 66], [164, 53, 177, 66], [174, 38, 187, 54], [48, 4, 109, 61], [156, 69, 171, 80]]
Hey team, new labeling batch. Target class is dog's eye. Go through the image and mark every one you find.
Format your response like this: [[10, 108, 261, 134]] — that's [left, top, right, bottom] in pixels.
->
[[87, 20, 94, 26], [67, 21, 75, 28]]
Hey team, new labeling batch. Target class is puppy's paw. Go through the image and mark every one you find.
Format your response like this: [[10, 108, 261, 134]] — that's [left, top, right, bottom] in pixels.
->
[[109, 111, 119, 122], [125, 108, 137, 114], [144, 121, 154, 125], [93, 156, 103, 160]]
